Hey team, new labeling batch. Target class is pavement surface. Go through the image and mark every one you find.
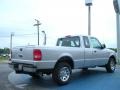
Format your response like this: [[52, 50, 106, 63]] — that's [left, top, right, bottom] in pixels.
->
[[0, 63, 120, 90]]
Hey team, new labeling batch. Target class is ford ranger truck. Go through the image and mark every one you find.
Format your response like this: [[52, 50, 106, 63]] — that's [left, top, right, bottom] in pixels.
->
[[9, 35, 116, 85]]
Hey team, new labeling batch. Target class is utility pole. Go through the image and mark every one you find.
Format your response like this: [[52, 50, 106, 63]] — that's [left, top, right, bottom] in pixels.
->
[[113, 0, 120, 62], [88, 6, 91, 35], [34, 19, 41, 46], [42, 31, 46, 45], [10, 32, 14, 59], [85, 0, 92, 36], [116, 14, 120, 62]]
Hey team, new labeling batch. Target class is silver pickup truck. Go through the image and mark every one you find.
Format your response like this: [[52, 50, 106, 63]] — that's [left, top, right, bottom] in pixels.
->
[[9, 35, 116, 85]]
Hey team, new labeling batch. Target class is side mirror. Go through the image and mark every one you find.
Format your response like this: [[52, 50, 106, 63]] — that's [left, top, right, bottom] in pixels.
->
[[101, 44, 106, 49]]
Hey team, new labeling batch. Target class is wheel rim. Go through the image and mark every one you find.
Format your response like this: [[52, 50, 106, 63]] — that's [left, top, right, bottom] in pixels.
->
[[59, 67, 70, 82], [110, 59, 115, 71]]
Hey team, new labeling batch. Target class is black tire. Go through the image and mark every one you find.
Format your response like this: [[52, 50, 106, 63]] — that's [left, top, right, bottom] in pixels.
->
[[52, 62, 72, 85], [106, 58, 116, 73]]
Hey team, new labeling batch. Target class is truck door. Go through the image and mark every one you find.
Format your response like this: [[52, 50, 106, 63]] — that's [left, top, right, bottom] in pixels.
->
[[90, 37, 109, 65], [83, 36, 94, 67]]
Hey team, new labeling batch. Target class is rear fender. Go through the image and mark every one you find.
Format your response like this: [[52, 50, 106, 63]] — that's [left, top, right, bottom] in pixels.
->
[[55, 54, 74, 69]]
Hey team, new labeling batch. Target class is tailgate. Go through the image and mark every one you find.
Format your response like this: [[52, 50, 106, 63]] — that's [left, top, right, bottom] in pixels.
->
[[12, 46, 34, 61]]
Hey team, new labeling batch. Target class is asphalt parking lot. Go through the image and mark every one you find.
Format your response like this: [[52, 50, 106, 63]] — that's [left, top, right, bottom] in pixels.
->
[[0, 63, 120, 90]]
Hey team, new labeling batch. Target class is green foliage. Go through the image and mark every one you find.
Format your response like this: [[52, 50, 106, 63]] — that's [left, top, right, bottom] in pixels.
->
[[108, 48, 117, 52], [0, 48, 10, 55], [0, 48, 10, 61]]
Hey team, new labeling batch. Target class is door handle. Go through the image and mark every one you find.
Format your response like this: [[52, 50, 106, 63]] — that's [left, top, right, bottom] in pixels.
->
[[18, 54, 23, 58]]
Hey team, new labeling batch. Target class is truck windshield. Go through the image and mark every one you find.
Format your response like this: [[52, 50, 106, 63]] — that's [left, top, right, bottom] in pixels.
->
[[56, 36, 80, 47]]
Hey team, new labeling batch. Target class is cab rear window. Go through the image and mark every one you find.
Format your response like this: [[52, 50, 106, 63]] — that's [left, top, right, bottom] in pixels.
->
[[56, 36, 80, 47]]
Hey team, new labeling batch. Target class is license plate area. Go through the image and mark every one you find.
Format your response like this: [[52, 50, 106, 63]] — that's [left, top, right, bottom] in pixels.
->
[[13, 63, 36, 72], [23, 67, 36, 72], [14, 64, 18, 69], [18, 64, 23, 70], [14, 64, 22, 71]]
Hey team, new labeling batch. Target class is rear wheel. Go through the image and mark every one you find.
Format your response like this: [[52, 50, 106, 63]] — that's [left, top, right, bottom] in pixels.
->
[[106, 58, 116, 73], [52, 62, 72, 85]]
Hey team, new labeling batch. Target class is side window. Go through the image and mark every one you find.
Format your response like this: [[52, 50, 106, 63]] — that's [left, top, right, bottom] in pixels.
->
[[83, 36, 90, 48], [90, 37, 102, 48]]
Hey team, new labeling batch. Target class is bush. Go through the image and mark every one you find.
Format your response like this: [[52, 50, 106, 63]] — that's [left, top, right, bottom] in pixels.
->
[[108, 48, 117, 52]]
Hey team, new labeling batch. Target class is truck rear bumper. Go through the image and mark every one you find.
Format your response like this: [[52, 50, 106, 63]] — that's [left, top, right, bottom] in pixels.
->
[[10, 59, 56, 69], [8, 59, 56, 73], [9, 62, 37, 73]]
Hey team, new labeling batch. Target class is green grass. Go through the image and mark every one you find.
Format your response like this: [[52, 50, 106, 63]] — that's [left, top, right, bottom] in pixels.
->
[[0, 56, 8, 61], [0, 56, 9, 63]]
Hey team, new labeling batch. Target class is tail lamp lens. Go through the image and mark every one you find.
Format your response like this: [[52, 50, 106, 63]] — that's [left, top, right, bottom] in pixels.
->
[[33, 49, 42, 61]]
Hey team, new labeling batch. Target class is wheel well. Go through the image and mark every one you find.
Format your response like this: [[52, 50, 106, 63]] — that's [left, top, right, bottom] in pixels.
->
[[55, 56, 74, 69], [109, 55, 117, 64]]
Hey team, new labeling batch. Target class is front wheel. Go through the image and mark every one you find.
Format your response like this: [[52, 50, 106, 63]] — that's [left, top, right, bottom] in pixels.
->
[[105, 58, 116, 73], [52, 62, 72, 85]]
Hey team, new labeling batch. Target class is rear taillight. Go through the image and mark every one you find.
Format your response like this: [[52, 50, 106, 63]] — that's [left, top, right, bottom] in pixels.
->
[[33, 49, 42, 61]]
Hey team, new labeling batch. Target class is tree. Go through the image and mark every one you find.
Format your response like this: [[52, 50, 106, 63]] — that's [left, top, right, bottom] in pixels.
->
[[3, 48, 10, 54], [0, 48, 10, 55]]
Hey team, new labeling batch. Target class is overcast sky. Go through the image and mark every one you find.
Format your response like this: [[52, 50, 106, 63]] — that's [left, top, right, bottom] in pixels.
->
[[0, 0, 117, 48]]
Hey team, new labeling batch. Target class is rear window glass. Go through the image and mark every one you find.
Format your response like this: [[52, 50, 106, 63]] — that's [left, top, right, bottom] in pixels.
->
[[56, 36, 80, 47]]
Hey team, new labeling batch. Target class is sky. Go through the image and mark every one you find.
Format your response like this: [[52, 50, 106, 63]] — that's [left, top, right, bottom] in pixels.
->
[[0, 0, 117, 48]]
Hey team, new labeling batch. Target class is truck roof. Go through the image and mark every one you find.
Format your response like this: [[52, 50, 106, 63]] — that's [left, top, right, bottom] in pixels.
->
[[59, 35, 91, 39]]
